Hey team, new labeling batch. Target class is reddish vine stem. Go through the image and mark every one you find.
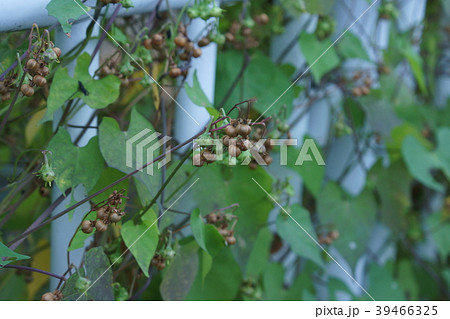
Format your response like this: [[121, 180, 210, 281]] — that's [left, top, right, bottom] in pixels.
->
[[7, 126, 208, 247], [217, 51, 250, 109], [1, 264, 67, 282], [90, 4, 122, 63]]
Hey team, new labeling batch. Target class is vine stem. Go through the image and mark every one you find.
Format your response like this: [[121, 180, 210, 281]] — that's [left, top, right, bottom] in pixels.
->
[[7, 126, 208, 247], [90, 4, 122, 63], [1, 264, 66, 282], [217, 51, 250, 109]]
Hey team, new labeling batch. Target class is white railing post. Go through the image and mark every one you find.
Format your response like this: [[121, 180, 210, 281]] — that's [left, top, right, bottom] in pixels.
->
[[49, 19, 99, 288]]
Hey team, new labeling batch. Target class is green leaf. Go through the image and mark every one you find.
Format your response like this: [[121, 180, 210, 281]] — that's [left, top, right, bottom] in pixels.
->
[[287, 139, 325, 197], [426, 211, 450, 258], [62, 247, 114, 300], [121, 209, 159, 277], [43, 52, 121, 123], [317, 183, 376, 267], [160, 240, 199, 300], [190, 208, 225, 257], [387, 123, 432, 161], [397, 260, 419, 300], [368, 262, 405, 300], [302, 0, 334, 14], [47, 129, 104, 192], [184, 71, 219, 119], [83, 247, 114, 300], [68, 168, 130, 251], [276, 204, 324, 267], [337, 32, 370, 60], [192, 165, 273, 267], [299, 33, 340, 83], [184, 71, 212, 108], [46, 0, 90, 35], [215, 51, 294, 117], [401, 128, 450, 192], [369, 161, 411, 232], [98, 108, 162, 197], [0, 242, 30, 266], [403, 48, 427, 96], [246, 227, 272, 278], [263, 263, 286, 300], [186, 248, 241, 300]]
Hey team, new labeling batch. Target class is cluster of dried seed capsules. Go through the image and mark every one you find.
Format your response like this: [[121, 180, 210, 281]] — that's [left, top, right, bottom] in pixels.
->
[[20, 46, 61, 97], [193, 118, 272, 168], [351, 72, 373, 97], [206, 212, 237, 246], [81, 190, 127, 234], [224, 13, 269, 50], [318, 229, 340, 245]]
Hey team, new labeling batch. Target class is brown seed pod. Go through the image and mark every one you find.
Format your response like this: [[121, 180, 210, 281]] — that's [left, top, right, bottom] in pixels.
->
[[238, 124, 252, 137], [26, 59, 38, 72], [264, 155, 273, 165], [202, 150, 216, 163], [241, 27, 252, 37], [181, 69, 188, 77], [151, 33, 164, 46], [364, 76, 372, 87], [110, 212, 122, 223], [193, 153, 204, 167], [2, 92, 10, 101], [222, 135, 231, 146], [192, 48, 202, 58], [258, 13, 269, 25], [225, 32, 235, 42], [41, 292, 55, 301], [184, 42, 195, 52], [248, 160, 258, 170], [178, 24, 187, 35], [242, 139, 253, 151], [226, 236, 236, 245], [143, 38, 152, 50], [95, 220, 108, 232], [207, 213, 218, 223], [228, 144, 241, 157], [81, 220, 93, 234], [174, 35, 187, 48], [361, 86, 370, 95], [219, 228, 230, 237], [96, 207, 107, 219], [225, 125, 238, 137], [198, 37, 210, 47], [179, 52, 189, 61], [33, 75, 47, 87], [52, 47, 62, 58], [21, 84, 34, 97], [39, 186, 51, 197], [328, 230, 339, 240], [157, 261, 166, 270], [39, 66, 50, 76], [230, 21, 241, 33], [352, 87, 362, 97], [169, 67, 182, 78]]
